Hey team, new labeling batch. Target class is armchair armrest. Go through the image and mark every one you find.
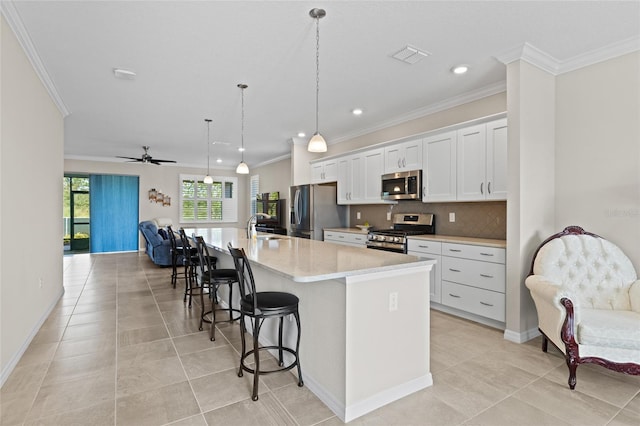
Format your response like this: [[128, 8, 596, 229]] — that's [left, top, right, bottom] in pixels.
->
[[525, 275, 578, 351], [630, 280, 640, 313]]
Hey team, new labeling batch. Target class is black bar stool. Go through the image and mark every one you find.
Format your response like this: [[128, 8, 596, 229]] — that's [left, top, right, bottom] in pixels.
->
[[193, 235, 241, 341], [178, 228, 203, 307], [167, 226, 185, 289], [227, 243, 303, 401]]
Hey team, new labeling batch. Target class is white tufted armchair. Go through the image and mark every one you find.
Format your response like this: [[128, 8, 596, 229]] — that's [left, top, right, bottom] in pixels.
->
[[525, 226, 640, 389]]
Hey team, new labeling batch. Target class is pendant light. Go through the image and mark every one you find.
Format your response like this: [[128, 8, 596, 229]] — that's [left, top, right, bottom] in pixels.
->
[[203, 118, 213, 184], [236, 83, 249, 174], [307, 8, 328, 153]]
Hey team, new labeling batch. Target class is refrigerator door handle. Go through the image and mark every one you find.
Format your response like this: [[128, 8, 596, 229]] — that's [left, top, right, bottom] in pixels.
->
[[294, 189, 301, 225]]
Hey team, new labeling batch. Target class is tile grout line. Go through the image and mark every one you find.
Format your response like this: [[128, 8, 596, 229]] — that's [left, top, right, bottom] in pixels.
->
[[21, 255, 95, 425]]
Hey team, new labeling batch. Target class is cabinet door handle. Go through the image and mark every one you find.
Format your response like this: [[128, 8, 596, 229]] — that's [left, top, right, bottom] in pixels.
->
[[488, 182, 491, 194], [480, 301, 494, 307], [480, 274, 494, 278], [448, 249, 462, 252], [418, 245, 430, 249], [448, 293, 461, 298], [480, 252, 494, 257], [449, 268, 461, 272], [480, 182, 484, 194], [338, 235, 345, 239]]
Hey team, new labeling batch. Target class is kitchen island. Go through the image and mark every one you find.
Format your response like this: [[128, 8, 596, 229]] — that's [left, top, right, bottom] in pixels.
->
[[185, 228, 435, 423]]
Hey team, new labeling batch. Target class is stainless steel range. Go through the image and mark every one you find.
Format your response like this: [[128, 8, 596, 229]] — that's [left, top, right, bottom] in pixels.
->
[[367, 213, 435, 253]]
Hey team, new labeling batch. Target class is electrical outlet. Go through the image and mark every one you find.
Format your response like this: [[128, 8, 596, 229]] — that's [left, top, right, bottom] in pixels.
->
[[389, 292, 398, 311], [449, 212, 456, 222], [39, 278, 43, 288], [357, 211, 361, 220]]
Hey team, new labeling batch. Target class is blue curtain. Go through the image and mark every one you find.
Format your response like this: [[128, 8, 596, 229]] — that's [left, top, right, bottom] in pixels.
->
[[90, 175, 139, 253]]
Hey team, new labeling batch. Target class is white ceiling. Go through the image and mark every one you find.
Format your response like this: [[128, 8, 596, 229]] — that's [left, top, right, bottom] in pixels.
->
[[5, 1, 640, 169]]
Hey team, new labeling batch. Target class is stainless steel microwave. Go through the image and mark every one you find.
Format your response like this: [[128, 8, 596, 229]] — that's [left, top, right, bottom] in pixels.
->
[[381, 170, 422, 200]]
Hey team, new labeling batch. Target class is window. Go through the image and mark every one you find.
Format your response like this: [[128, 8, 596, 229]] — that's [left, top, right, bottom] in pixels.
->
[[250, 174, 259, 216], [180, 175, 238, 223]]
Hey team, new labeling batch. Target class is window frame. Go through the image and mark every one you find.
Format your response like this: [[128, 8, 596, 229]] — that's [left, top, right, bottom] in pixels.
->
[[179, 174, 238, 223]]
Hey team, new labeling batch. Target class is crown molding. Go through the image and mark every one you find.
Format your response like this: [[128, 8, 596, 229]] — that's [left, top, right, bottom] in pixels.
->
[[329, 81, 506, 145], [253, 153, 291, 169], [1, 1, 70, 117], [495, 36, 640, 76]]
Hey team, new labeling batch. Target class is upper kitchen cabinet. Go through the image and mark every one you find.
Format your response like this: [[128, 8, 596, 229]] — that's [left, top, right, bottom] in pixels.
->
[[422, 131, 457, 202], [310, 159, 338, 184], [384, 139, 423, 174], [456, 119, 507, 201], [337, 148, 392, 205]]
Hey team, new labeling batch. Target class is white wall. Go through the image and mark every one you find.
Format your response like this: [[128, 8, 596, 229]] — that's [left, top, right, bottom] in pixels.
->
[[1, 16, 64, 382], [555, 52, 640, 265], [505, 60, 556, 340], [64, 159, 249, 249]]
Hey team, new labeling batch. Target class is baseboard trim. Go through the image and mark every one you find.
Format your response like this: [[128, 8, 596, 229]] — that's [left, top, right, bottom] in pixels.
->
[[503, 327, 540, 343], [0, 286, 65, 387]]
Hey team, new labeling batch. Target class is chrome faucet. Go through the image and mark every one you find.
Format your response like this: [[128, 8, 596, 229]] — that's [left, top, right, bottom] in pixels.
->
[[247, 213, 271, 238]]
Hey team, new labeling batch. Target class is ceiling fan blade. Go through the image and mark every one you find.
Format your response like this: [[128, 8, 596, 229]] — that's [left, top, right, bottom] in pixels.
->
[[116, 156, 142, 161], [151, 159, 177, 163], [149, 160, 163, 165]]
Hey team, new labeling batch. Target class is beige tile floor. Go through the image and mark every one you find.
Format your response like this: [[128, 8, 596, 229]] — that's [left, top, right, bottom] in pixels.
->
[[1, 252, 639, 425]]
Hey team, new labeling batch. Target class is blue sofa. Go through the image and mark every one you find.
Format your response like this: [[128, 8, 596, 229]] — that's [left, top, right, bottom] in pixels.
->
[[139, 220, 172, 266]]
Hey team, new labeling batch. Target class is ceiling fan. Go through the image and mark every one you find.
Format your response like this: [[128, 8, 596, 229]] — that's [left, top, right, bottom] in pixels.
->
[[117, 146, 176, 165]]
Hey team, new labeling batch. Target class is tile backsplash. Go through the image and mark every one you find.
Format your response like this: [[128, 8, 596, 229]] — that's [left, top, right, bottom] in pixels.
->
[[350, 200, 506, 240]]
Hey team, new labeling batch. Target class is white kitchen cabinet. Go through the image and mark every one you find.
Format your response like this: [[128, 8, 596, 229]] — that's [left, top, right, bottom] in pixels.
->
[[486, 118, 508, 200], [324, 230, 367, 247], [422, 131, 457, 202], [439, 242, 506, 322], [337, 148, 393, 205], [456, 119, 507, 201], [311, 159, 338, 184], [337, 154, 362, 204], [384, 139, 423, 174], [407, 239, 442, 304]]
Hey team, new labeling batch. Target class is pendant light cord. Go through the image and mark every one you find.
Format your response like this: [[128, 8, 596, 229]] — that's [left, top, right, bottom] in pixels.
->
[[206, 119, 211, 174], [315, 15, 320, 135], [241, 86, 245, 162]]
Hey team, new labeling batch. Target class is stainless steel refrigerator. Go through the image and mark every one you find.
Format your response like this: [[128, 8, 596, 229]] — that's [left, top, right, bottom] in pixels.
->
[[289, 184, 347, 240]]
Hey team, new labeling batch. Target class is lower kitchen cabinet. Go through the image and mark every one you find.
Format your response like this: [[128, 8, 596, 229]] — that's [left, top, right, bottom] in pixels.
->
[[408, 238, 506, 326], [407, 239, 442, 304], [440, 242, 506, 323], [324, 230, 368, 247]]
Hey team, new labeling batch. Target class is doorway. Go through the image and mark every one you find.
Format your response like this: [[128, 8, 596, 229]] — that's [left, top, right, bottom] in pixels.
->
[[63, 175, 90, 253]]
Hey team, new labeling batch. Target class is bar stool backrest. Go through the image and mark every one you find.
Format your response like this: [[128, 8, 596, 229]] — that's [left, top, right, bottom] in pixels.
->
[[178, 228, 193, 265], [194, 235, 215, 275], [227, 244, 258, 313]]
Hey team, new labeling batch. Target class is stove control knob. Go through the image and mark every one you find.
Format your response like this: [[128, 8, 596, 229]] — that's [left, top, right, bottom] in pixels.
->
[[377, 235, 385, 241], [394, 236, 403, 243]]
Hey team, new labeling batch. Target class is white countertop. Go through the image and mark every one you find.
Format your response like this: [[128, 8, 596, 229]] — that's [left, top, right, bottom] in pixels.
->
[[324, 227, 369, 235], [408, 234, 506, 248], [185, 228, 434, 283]]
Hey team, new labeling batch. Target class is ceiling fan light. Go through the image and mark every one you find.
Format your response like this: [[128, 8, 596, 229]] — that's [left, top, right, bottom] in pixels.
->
[[236, 161, 249, 174], [307, 132, 327, 152], [203, 174, 213, 184]]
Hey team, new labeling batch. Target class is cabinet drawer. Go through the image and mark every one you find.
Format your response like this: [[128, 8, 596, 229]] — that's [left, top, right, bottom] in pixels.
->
[[441, 281, 505, 322], [441, 256, 505, 292], [406, 239, 442, 255], [442, 243, 505, 263], [324, 231, 367, 246]]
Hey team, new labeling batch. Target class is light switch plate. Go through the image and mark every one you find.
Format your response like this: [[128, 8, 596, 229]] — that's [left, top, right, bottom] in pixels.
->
[[449, 212, 455, 222], [387, 211, 392, 220], [357, 211, 361, 220]]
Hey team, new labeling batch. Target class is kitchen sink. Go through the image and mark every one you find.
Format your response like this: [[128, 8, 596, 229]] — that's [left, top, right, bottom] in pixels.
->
[[256, 235, 289, 241]]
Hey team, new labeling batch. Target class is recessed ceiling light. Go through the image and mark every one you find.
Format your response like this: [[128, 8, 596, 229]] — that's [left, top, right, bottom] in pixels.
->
[[352, 108, 363, 116], [451, 65, 469, 75], [298, 132, 306, 138], [238, 147, 245, 152], [216, 158, 222, 163], [113, 68, 136, 79]]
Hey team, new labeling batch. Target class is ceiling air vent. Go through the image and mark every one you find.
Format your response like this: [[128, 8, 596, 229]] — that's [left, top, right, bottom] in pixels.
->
[[391, 45, 431, 65]]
